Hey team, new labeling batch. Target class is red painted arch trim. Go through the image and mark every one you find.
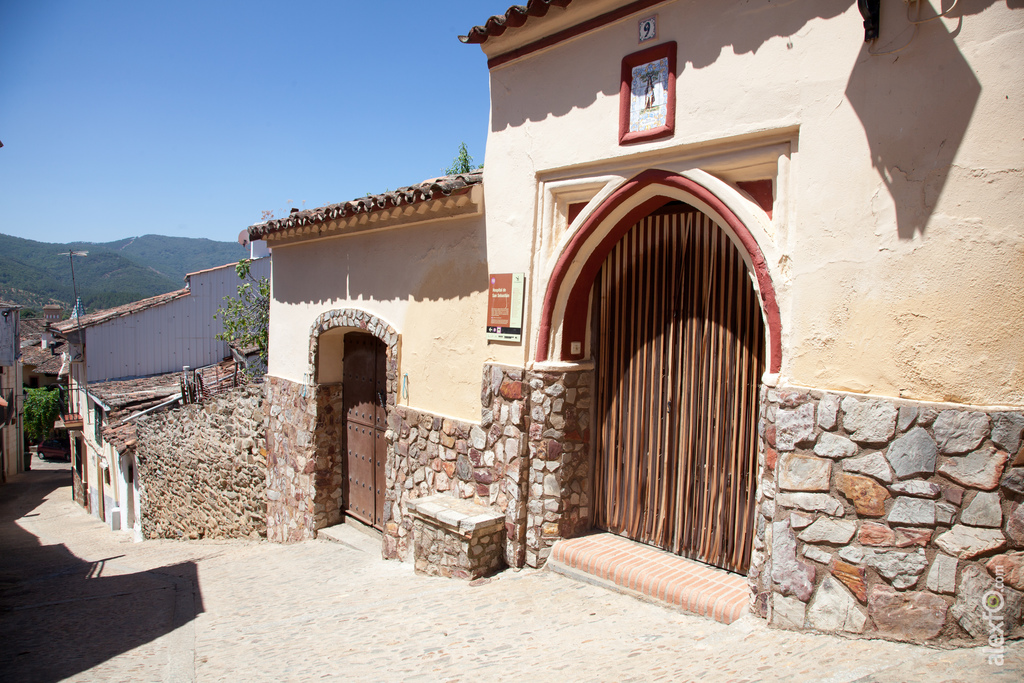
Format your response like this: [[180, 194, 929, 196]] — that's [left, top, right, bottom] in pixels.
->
[[536, 169, 782, 373]]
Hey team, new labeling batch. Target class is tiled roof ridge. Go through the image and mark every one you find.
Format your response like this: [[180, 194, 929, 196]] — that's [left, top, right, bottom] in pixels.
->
[[460, 0, 573, 44], [52, 287, 190, 333], [248, 171, 483, 240]]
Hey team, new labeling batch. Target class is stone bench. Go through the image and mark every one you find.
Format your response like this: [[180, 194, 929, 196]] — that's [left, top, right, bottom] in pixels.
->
[[407, 494, 505, 580]]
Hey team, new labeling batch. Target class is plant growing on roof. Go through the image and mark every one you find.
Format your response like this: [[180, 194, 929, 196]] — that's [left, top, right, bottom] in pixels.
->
[[444, 142, 477, 175], [24, 386, 64, 443], [215, 258, 270, 375]]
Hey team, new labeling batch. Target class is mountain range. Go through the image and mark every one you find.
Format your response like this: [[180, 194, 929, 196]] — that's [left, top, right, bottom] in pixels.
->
[[0, 233, 249, 315]]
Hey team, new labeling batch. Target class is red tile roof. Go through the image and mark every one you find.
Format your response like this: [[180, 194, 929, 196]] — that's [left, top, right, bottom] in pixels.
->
[[19, 318, 48, 340], [92, 370, 184, 455], [52, 288, 189, 334], [247, 172, 482, 241], [460, 0, 573, 44], [21, 342, 65, 376]]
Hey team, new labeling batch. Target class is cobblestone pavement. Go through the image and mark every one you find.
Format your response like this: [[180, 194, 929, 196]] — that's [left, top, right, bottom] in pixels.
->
[[2, 459, 1021, 682]]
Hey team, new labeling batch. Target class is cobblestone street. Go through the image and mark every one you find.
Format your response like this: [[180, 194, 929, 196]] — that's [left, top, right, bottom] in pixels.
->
[[2, 459, 1021, 682]]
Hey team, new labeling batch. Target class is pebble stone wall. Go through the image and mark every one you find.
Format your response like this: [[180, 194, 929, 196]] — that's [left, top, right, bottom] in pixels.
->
[[136, 386, 266, 540], [264, 376, 318, 542], [749, 385, 1024, 644]]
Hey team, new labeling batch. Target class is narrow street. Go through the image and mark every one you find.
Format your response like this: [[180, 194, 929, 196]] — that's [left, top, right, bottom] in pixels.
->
[[1, 457, 1019, 682]]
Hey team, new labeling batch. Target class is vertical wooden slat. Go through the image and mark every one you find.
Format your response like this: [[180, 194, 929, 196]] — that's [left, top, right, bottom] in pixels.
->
[[593, 204, 765, 574]]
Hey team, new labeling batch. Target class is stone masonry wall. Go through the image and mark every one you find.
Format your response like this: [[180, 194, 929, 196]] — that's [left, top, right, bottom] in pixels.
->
[[749, 385, 1024, 645], [523, 366, 594, 568], [312, 384, 345, 530], [264, 376, 317, 542], [136, 385, 266, 540], [384, 364, 528, 565], [481, 364, 529, 567]]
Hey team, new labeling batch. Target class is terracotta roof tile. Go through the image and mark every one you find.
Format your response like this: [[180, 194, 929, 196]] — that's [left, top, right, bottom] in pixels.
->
[[460, 0, 573, 44], [90, 371, 183, 412], [21, 341, 65, 376], [52, 288, 190, 334], [247, 171, 483, 241], [19, 318, 49, 341], [94, 360, 243, 455]]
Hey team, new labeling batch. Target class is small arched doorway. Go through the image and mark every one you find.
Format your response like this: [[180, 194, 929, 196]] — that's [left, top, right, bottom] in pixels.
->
[[341, 331, 388, 528], [307, 308, 399, 535], [591, 202, 764, 574]]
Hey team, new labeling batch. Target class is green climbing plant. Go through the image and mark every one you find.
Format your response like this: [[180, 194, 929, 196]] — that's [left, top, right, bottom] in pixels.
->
[[24, 386, 63, 443], [215, 258, 270, 374]]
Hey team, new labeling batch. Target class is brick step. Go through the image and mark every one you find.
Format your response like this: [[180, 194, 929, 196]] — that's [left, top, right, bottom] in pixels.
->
[[547, 532, 749, 625]]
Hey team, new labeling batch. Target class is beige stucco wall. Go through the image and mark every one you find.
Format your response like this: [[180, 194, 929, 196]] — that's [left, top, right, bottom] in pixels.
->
[[481, 0, 1024, 407], [268, 214, 495, 422]]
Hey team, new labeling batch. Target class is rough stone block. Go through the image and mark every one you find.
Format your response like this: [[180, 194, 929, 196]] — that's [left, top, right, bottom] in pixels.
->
[[830, 559, 867, 603], [814, 432, 858, 459], [933, 410, 991, 455], [987, 552, 1024, 591], [868, 584, 947, 641], [960, 491, 1003, 528], [807, 576, 867, 633], [837, 473, 889, 517], [802, 544, 833, 564], [888, 480, 940, 498], [776, 492, 844, 516], [818, 394, 839, 431], [925, 553, 957, 594], [842, 452, 894, 484], [841, 397, 897, 445], [771, 594, 807, 629], [892, 527, 932, 547], [776, 404, 816, 451], [798, 517, 857, 545], [839, 546, 865, 564], [885, 427, 937, 480], [1007, 502, 1024, 547], [951, 565, 1023, 638], [992, 413, 1024, 454], [778, 453, 832, 492], [772, 520, 816, 602], [1001, 467, 1024, 497], [935, 524, 1006, 559], [939, 446, 1009, 491], [886, 497, 936, 527], [897, 405, 918, 433], [865, 548, 927, 589]]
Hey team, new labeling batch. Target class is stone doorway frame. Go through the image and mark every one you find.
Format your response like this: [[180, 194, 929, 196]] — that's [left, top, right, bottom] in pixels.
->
[[309, 309, 400, 532]]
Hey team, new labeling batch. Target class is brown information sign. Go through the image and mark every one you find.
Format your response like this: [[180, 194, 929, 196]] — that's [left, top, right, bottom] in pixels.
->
[[487, 273, 524, 342]]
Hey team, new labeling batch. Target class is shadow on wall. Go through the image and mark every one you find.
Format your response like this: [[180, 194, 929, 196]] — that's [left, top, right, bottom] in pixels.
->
[[273, 215, 489, 306], [844, 0, 1017, 238], [492, 0, 1018, 239], [490, 0, 856, 131], [0, 468, 204, 682]]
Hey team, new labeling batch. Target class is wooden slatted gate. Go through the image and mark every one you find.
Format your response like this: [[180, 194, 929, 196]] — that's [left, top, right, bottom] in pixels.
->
[[343, 332, 387, 529], [593, 204, 765, 574]]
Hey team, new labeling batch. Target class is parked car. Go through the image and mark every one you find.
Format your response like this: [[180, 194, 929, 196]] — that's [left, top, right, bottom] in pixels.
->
[[38, 439, 70, 461]]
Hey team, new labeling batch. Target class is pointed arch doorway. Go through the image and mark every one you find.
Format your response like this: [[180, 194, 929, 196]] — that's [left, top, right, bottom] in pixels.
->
[[592, 202, 765, 574]]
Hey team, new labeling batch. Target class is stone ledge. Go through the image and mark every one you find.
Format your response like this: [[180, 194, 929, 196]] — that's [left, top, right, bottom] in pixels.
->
[[408, 494, 505, 538]]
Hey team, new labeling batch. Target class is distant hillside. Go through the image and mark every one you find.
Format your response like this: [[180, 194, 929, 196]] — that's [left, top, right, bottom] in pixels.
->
[[69, 234, 247, 284], [0, 232, 248, 316]]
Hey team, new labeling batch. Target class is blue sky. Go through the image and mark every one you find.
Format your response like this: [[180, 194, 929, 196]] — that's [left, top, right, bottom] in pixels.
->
[[0, 1, 512, 244]]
